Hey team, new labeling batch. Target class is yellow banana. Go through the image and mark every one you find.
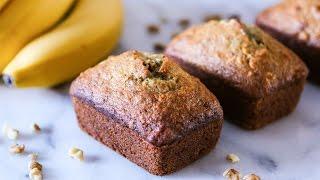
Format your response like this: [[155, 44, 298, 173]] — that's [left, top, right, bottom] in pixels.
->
[[0, 0, 75, 72], [0, 0, 10, 11], [3, 0, 123, 88]]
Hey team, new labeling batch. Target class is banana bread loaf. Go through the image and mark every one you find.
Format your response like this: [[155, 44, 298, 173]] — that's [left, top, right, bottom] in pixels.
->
[[70, 50, 223, 175], [165, 19, 308, 129], [256, 0, 319, 83]]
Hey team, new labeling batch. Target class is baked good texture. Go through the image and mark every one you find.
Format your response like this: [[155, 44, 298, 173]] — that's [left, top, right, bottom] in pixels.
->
[[70, 50, 223, 175], [256, 0, 320, 83], [165, 19, 308, 129]]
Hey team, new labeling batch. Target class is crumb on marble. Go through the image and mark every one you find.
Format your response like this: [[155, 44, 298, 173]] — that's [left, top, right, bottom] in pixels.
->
[[226, 153, 240, 163], [9, 144, 25, 154], [223, 168, 241, 180], [29, 167, 42, 180], [28, 154, 43, 180], [31, 123, 41, 133], [69, 147, 84, 161], [147, 24, 160, 35], [243, 173, 261, 180], [153, 42, 166, 52], [178, 18, 190, 28], [2, 123, 19, 140], [28, 161, 42, 171]]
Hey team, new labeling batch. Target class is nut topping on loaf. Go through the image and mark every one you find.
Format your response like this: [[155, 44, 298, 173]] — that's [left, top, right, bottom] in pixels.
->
[[130, 52, 179, 93]]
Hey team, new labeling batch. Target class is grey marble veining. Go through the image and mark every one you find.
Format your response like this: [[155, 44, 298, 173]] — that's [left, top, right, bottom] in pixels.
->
[[0, 0, 320, 179]]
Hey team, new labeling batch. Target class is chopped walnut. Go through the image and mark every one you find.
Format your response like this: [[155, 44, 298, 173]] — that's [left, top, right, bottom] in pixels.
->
[[29, 168, 42, 180], [2, 123, 19, 140], [69, 147, 84, 161], [28, 161, 43, 171], [31, 123, 41, 133], [28, 154, 43, 180], [147, 24, 160, 35], [9, 144, 25, 154], [243, 174, 261, 180], [178, 19, 190, 28], [153, 43, 166, 53], [7, 128, 19, 140], [226, 153, 240, 163], [223, 168, 241, 180]]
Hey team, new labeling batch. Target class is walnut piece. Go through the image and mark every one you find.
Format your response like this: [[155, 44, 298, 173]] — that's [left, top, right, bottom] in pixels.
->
[[178, 19, 190, 28], [29, 168, 42, 180], [9, 144, 25, 154], [243, 174, 261, 180], [147, 24, 160, 35], [7, 128, 19, 140], [2, 123, 19, 140], [28, 161, 43, 171], [28, 154, 43, 180], [223, 168, 241, 180], [153, 42, 166, 53], [226, 153, 240, 163], [68, 147, 84, 161], [31, 123, 41, 133]]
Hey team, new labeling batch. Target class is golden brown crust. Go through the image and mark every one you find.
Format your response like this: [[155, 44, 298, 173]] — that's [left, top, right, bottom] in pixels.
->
[[70, 50, 223, 146], [165, 19, 308, 98], [256, 0, 320, 48], [256, 0, 319, 83]]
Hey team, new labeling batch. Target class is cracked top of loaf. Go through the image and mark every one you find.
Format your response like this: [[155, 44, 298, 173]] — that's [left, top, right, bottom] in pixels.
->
[[165, 19, 308, 98], [70, 50, 223, 147], [256, 0, 320, 48]]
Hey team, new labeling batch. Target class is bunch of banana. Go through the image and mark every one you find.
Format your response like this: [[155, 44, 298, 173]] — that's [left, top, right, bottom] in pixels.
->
[[0, 0, 123, 87]]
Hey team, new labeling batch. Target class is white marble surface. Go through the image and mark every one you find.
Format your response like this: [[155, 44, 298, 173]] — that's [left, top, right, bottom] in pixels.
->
[[1, 0, 320, 179]]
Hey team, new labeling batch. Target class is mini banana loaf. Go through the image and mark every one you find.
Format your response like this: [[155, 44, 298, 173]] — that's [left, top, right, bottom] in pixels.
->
[[70, 51, 223, 175], [256, 0, 320, 83], [165, 19, 308, 130]]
